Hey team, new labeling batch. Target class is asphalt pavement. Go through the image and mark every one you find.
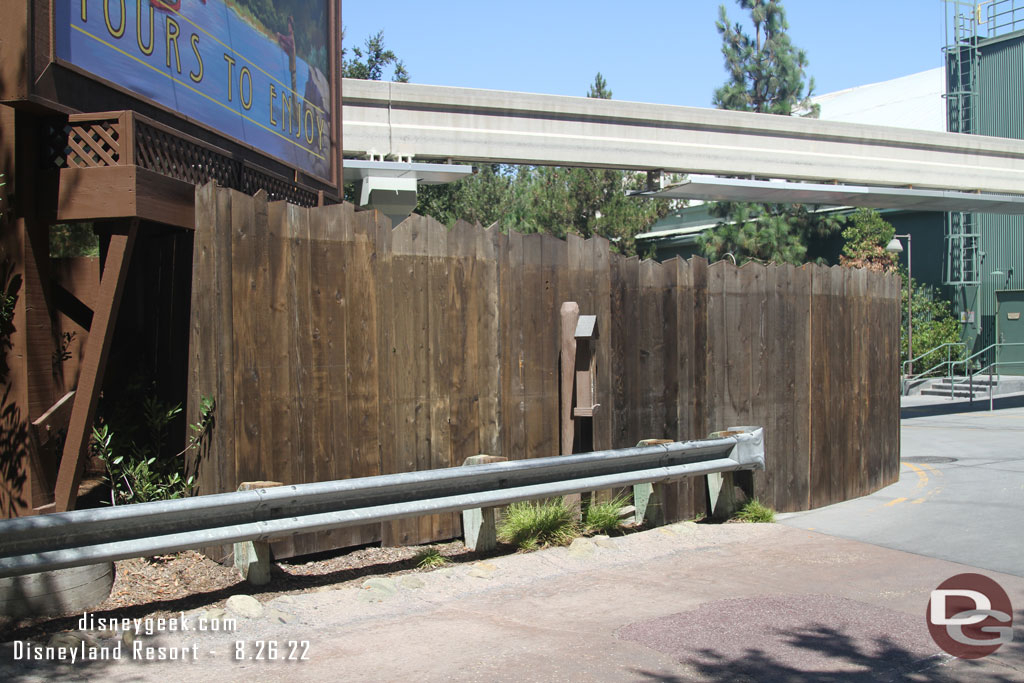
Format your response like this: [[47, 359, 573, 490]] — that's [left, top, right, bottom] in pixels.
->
[[779, 396, 1024, 577], [2, 395, 1023, 682]]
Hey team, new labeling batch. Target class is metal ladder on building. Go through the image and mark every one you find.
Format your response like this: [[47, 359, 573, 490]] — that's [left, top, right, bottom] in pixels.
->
[[943, 1, 983, 289]]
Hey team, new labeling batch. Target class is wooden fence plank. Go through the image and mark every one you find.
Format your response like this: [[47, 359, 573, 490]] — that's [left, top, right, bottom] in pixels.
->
[[307, 205, 334, 487], [427, 217, 455, 541], [705, 261, 727, 438], [622, 256, 641, 446], [382, 216, 429, 545], [286, 204, 313, 519], [522, 234, 546, 460], [591, 237, 613, 453], [540, 234, 566, 459], [808, 264, 833, 508], [609, 253, 628, 448], [449, 221, 480, 465], [188, 185, 220, 499], [503, 230, 526, 462], [332, 210, 382, 548], [478, 224, 502, 458]]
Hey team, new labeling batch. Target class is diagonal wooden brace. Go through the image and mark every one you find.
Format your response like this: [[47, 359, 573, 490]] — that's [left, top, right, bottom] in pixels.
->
[[54, 221, 138, 512]]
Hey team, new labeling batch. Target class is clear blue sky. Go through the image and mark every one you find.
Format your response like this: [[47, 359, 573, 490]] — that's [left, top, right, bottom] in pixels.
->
[[340, 0, 948, 107]]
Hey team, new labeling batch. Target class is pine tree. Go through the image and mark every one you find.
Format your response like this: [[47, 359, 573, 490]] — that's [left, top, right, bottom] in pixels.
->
[[341, 30, 409, 82], [699, 0, 838, 265], [517, 73, 667, 253], [712, 0, 816, 115], [587, 72, 612, 100]]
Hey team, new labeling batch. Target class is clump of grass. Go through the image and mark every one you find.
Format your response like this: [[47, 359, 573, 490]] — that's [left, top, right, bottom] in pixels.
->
[[733, 499, 775, 523], [497, 498, 579, 550], [584, 494, 631, 535], [413, 547, 449, 569]]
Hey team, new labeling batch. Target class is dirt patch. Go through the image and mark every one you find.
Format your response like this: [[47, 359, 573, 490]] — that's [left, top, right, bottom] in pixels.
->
[[0, 539, 480, 643]]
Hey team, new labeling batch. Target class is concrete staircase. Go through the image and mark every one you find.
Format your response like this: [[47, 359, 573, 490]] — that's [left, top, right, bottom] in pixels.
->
[[919, 375, 998, 399]]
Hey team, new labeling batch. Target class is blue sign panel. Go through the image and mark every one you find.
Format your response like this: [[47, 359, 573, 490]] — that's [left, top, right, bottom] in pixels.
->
[[56, 0, 333, 182]]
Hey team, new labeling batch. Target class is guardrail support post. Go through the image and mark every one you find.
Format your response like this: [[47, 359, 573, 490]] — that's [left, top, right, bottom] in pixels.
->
[[233, 481, 283, 585], [461, 456, 507, 551], [633, 439, 674, 526], [706, 472, 737, 521]]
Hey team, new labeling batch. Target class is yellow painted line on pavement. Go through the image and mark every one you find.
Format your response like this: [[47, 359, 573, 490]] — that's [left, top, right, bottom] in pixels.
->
[[911, 498, 926, 504], [919, 462, 944, 476], [885, 497, 908, 507], [903, 462, 929, 489]]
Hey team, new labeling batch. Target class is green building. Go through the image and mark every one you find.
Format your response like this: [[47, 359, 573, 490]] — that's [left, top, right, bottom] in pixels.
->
[[943, 0, 1024, 372]]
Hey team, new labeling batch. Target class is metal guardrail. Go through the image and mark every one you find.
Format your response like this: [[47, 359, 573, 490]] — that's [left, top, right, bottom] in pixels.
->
[[0, 428, 764, 578]]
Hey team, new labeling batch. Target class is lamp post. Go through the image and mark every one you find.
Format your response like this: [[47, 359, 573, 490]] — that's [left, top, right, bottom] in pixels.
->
[[886, 234, 912, 376]]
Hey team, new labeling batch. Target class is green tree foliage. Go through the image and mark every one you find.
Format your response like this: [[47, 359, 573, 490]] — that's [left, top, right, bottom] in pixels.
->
[[342, 30, 409, 82], [699, 0, 838, 265], [712, 0, 816, 115], [514, 166, 665, 255], [588, 72, 612, 99], [836, 210, 960, 369], [839, 208, 898, 273], [49, 223, 99, 258], [413, 73, 668, 255], [414, 164, 519, 228], [900, 271, 963, 371]]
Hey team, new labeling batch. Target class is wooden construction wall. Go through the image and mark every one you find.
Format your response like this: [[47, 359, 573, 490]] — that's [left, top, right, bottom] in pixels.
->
[[188, 185, 901, 557]]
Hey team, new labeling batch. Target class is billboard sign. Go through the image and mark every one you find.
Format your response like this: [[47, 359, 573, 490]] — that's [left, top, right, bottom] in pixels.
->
[[56, 0, 334, 183]]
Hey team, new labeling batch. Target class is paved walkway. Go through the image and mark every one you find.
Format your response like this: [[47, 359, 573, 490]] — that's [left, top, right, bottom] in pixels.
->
[[3, 522, 1022, 682], [780, 402, 1024, 577]]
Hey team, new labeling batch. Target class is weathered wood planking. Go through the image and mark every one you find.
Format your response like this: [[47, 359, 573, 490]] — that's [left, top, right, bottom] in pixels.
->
[[189, 187, 901, 556]]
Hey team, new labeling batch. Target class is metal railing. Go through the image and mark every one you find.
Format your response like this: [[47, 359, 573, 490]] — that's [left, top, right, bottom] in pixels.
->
[[902, 342, 968, 392], [0, 429, 764, 578], [950, 342, 1024, 408]]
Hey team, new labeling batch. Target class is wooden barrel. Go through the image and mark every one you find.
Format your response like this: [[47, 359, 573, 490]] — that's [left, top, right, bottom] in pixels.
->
[[0, 563, 114, 618]]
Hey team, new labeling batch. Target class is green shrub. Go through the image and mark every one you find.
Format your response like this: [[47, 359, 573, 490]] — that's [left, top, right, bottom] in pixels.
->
[[733, 499, 775, 523], [584, 494, 630, 535], [413, 547, 449, 569], [91, 383, 214, 506], [497, 498, 579, 550]]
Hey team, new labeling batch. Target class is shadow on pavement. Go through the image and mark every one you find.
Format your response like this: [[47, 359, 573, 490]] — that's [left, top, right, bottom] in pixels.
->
[[620, 600, 1024, 682], [901, 393, 1024, 420]]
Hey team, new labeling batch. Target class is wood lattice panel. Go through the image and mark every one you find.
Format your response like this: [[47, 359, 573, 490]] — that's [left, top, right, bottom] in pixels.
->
[[241, 166, 318, 206], [135, 121, 241, 188], [54, 111, 323, 207], [65, 120, 121, 168]]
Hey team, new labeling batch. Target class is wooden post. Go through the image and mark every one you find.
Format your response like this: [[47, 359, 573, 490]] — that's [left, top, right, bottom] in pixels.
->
[[461, 455, 506, 551], [558, 302, 583, 519], [233, 481, 284, 585], [705, 429, 747, 520], [54, 220, 139, 512], [559, 302, 579, 455], [632, 439, 674, 526]]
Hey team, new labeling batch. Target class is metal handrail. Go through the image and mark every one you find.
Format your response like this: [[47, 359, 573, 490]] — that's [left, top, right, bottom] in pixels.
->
[[968, 360, 1024, 410], [901, 342, 967, 395], [902, 342, 967, 378], [952, 342, 1024, 376], [0, 428, 764, 578]]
